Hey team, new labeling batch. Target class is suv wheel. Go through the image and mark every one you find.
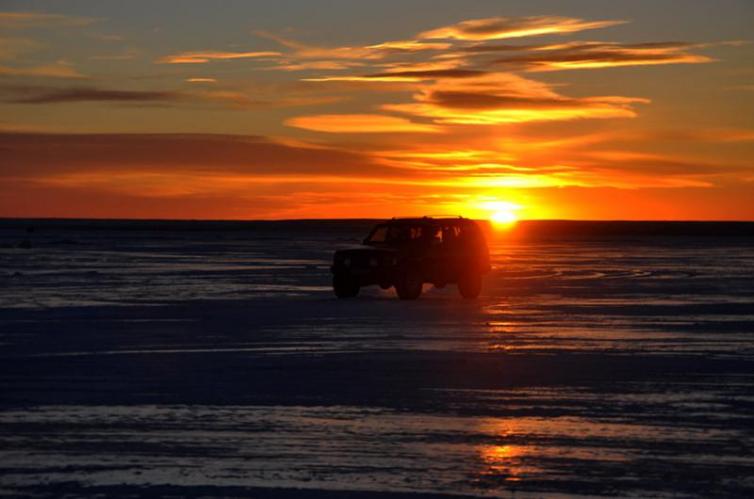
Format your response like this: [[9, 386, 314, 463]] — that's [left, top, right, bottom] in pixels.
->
[[333, 274, 359, 298], [458, 271, 482, 299], [395, 269, 423, 300]]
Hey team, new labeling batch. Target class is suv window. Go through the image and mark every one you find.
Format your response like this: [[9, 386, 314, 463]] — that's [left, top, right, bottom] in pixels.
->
[[366, 223, 436, 245], [408, 227, 421, 240], [367, 226, 388, 243]]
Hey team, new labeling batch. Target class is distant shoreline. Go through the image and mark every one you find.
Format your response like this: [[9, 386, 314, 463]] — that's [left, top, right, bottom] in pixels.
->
[[1, 218, 753, 238], [1, 217, 753, 223]]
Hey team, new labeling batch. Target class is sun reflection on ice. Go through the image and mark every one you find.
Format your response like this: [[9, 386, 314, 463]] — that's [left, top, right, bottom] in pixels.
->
[[482, 444, 524, 476], [473, 420, 543, 487]]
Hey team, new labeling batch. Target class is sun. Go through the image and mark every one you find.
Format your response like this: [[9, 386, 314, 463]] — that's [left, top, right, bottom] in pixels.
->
[[482, 201, 521, 228], [491, 209, 518, 225]]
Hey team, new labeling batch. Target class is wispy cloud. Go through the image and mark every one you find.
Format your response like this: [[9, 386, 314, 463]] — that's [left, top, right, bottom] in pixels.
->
[[0, 61, 85, 78], [0, 132, 389, 179], [292, 16, 725, 129], [0, 36, 42, 60], [418, 16, 626, 41], [298, 70, 646, 131], [158, 50, 282, 64], [0, 83, 345, 110], [256, 31, 449, 61], [492, 41, 713, 71], [590, 127, 754, 144], [0, 11, 97, 29], [89, 48, 140, 61], [250, 30, 453, 73], [268, 60, 366, 71], [1, 85, 183, 104], [366, 40, 453, 53], [286, 114, 440, 133], [0, 29, 91, 78], [382, 72, 648, 124], [304, 69, 485, 83], [186, 77, 218, 83]]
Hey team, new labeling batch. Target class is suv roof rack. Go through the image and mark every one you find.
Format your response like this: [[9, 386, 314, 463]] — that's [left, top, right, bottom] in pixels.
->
[[390, 215, 464, 220]]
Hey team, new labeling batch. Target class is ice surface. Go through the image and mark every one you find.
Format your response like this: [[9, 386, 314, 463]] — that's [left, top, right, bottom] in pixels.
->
[[0, 220, 753, 497]]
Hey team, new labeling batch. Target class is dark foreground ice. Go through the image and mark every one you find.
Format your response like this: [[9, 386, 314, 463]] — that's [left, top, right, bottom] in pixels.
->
[[1, 220, 753, 498]]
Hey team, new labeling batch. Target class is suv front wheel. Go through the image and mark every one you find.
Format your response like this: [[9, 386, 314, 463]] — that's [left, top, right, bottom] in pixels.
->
[[333, 273, 359, 298], [395, 268, 423, 300]]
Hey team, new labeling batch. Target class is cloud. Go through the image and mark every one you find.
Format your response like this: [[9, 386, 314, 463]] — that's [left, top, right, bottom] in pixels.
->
[[382, 94, 637, 125], [0, 83, 344, 110], [186, 78, 218, 83], [539, 127, 754, 146], [0, 132, 389, 179], [369, 69, 485, 80], [378, 143, 743, 190], [492, 41, 713, 71], [254, 31, 380, 60], [254, 31, 450, 68], [426, 91, 645, 112], [157, 50, 282, 64], [567, 151, 752, 186], [303, 69, 486, 83], [1, 133, 468, 217], [0, 84, 260, 109], [306, 69, 650, 125], [0, 34, 86, 78], [89, 48, 140, 61], [0, 132, 588, 211], [459, 43, 542, 53], [286, 114, 440, 133], [0, 36, 42, 60], [418, 16, 626, 41], [1, 86, 183, 104], [663, 128, 754, 143], [0, 61, 85, 78], [291, 17, 724, 128], [250, 17, 642, 76], [365, 40, 452, 53], [0, 11, 97, 29], [267, 60, 365, 71], [382, 73, 648, 124]]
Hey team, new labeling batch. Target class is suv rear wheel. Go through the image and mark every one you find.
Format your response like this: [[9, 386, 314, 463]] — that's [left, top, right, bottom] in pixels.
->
[[333, 274, 359, 298], [395, 268, 423, 300], [458, 271, 482, 299]]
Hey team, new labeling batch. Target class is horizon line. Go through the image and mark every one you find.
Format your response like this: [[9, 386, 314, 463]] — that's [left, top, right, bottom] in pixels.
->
[[1, 217, 753, 224]]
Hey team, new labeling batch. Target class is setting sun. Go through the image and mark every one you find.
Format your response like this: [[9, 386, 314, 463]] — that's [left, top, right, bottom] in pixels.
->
[[491, 209, 518, 226], [483, 201, 521, 228]]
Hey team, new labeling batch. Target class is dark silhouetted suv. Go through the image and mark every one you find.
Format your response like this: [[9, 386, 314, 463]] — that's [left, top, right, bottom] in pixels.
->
[[331, 217, 490, 300]]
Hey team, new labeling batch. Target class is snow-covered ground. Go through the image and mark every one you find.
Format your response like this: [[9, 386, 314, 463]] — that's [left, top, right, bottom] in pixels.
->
[[1, 220, 753, 497]]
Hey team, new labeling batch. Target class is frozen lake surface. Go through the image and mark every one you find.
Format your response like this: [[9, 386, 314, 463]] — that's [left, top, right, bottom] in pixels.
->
[[1, 220, 753, 497]]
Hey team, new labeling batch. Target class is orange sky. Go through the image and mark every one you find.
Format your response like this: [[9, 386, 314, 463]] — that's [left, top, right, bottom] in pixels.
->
[[1, 2, 753, 220]]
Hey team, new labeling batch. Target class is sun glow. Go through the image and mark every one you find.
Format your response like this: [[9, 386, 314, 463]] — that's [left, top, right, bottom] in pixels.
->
[[483, 201, 521, 228]]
